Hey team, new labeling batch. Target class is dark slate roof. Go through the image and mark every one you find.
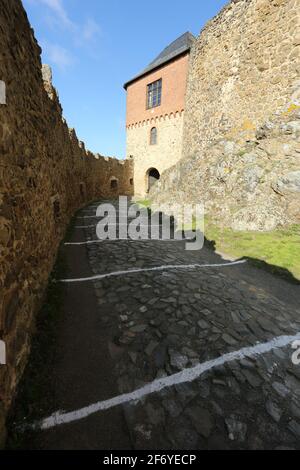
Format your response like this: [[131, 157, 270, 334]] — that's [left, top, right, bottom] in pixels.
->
[[124, 32, 195, 89]]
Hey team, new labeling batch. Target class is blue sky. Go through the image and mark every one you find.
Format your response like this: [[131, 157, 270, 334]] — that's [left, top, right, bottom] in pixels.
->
[[23, 0, 228, 158]]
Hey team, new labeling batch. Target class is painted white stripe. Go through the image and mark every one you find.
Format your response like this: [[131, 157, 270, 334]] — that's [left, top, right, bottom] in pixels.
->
[[65, 239, 126, 246], [58, 260, 247, 283], [82, 209, 130, 213], [34, 332, 300, 431], [77, 216, 101, 219], [75, 224, 162, 229], [82, 205, 102, 211], [64, 239, 191, 246], [82, 206, 133, 213], [77, 216, 137, 220]]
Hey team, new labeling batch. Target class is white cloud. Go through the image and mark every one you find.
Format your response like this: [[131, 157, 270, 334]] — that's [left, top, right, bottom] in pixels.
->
[[38, 0, 75, 30], [82, 18, 101, 42], [28, 0, 101, 41], [25, 0, 101, 70], [43, 42, 74, 70]]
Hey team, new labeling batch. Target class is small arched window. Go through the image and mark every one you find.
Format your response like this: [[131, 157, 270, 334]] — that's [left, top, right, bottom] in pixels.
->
[[150, 127, 157, 145]]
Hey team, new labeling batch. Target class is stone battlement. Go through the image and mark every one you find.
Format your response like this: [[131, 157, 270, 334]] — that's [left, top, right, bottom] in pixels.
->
[[126, 110, 185, 130]]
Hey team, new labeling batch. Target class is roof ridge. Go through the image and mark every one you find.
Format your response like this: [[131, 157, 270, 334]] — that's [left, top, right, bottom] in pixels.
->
[[124, 31, 195, 89], [147, 31, 195, 67]]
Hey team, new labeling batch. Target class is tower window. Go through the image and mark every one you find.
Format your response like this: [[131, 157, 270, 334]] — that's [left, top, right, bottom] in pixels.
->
[[150, 127, 157, 145], [147, 79, 162, 109], [53, 200, 61, 220], [111, 179, 118, 190]]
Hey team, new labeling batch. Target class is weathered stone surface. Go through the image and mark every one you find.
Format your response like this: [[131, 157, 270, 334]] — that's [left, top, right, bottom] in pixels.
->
[[127, 112, 185, 197], [41, 64, 52, 85], [145, 341, 159, 357], [150, 0, 300, 231], [272, 382, 290, 398], [186, 407, 214, 438], [0, 0, 133, 444], [169, 350, 189, 370], [162, 399, 183, 418], [273, 171, 300, 194], [76, 200, 300, 450], [266, 400, 282, 423], [3, 0, 300, 452], [225, 416, 247, 442], [130, 325, 147, 333], [288, 420, 300, 438]]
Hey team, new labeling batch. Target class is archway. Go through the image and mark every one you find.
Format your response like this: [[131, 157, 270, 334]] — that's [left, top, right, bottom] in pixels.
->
[[147, 168, 160, 192]]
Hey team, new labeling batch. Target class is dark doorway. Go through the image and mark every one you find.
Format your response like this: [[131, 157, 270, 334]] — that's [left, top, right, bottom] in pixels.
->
[[111, 179, 118, 190], [53, 200, 61, 221], [147, 168, 160, 192], [79, 182, 86, 201]]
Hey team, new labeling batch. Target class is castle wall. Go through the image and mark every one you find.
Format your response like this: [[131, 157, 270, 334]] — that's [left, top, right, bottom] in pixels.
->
[[0, 0, 133, 443], [150, 0, 300, 231], [127, 112, 184, 196], [183, 0, 300, 158]]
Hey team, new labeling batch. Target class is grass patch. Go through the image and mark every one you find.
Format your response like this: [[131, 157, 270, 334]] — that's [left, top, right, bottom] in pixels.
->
[[141, 200, 300, 282], [5, 213, 79, 449], [136, 199, 151, 208], [133, 199, 300, 282], [204, 219, 300, 282]]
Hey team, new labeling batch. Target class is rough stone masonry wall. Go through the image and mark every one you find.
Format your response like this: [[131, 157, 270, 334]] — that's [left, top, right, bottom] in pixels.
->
[[183, 0, 299, 155], [127, 112, 184, 196], [151, 0, 300, 231], [0, 0, 133, 444]]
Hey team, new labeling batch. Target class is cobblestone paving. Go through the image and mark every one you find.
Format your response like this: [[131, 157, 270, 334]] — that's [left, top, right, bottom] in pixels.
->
[[78, 200, 300, 450]]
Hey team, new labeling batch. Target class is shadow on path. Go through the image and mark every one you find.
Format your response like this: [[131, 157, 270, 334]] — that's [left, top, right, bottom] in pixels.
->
[[6, 199, 300, 450]]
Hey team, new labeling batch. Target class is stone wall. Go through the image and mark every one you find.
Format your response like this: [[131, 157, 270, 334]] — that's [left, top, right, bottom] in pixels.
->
[[183, 0, 300, 156], [151, 0, 300, 231], [0, 0, 133, 444], [150, 109, 300, 230], [127, 112, 184, 196]]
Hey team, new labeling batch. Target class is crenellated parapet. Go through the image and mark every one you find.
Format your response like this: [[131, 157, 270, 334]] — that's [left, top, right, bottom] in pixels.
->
[[126, 110, 185, 130]]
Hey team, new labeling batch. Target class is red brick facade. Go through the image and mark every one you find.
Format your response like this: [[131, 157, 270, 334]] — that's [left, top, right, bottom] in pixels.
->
[[126, 53, 190, 127]]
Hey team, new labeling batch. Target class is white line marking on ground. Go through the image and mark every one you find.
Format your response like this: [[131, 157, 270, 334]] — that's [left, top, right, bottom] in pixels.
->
[[64, 239, 191, 246], [65, 239, 126, 246], [33, 332, 300, 431], [81, 206, 135, 213], [77, 216, 101, 219], [75, 224, 162, 229], [77, 215, 137, 220], [58, 260, 247, 283]]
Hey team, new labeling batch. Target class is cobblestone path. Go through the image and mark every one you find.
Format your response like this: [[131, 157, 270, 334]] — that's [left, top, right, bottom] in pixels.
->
[[24, 199, 300, 449]]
